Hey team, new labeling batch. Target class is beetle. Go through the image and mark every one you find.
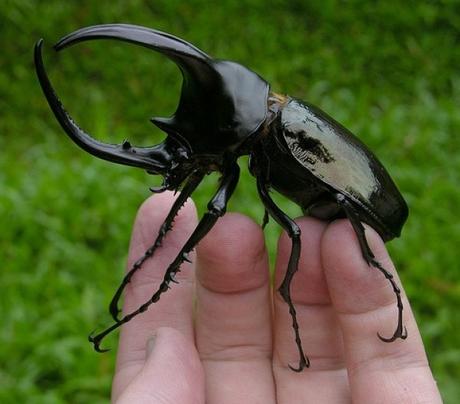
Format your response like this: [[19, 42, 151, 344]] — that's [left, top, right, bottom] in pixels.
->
[[34, 24, 408, 372]]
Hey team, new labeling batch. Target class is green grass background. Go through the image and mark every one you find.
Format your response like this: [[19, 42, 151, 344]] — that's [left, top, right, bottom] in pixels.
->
[[1, 0, 459, 402]]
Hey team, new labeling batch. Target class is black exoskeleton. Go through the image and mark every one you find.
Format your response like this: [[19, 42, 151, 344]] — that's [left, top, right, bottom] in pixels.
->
[[34, 24, 408, 372]]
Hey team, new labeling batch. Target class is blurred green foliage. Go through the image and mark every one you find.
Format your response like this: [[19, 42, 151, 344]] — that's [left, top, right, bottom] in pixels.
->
[[1, 0, 459, 402]]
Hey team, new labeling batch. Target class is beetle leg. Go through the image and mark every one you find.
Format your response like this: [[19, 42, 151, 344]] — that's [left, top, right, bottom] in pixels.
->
[[261, 209, 270, 229], [335, 193, 408, 343], [89, 162, 240, 352], [256, 177, 309, 372], [109, 170, 205, 321]]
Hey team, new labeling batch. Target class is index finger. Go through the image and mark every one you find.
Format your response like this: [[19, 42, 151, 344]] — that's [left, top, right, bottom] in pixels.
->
[[112, 192, 198, 400]]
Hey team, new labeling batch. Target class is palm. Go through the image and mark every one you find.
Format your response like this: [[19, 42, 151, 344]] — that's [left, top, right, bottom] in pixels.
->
[[112, 192, 440, 404]]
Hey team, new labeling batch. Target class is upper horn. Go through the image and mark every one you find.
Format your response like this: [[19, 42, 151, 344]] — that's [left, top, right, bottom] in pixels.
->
[[54, 24, 217, 90]]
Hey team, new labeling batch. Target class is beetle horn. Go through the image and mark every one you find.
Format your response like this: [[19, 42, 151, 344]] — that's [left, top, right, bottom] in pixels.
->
[[54, 23, 212, 63], [51, 24, 269, 149], [53, 23, 219, 119], [34, 38, 171, 173]]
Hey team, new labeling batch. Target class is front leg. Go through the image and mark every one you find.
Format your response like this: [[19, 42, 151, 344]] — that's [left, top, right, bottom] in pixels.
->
[[89, 161, 240, 352], [109, 170, 205, 321]]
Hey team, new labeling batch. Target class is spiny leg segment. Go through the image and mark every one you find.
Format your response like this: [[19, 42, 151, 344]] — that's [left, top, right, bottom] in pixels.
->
[[257, 176, 310, 372], [90, 162, 240, 352], [109, 171, 205, 321], [335, 193, 407, 342]]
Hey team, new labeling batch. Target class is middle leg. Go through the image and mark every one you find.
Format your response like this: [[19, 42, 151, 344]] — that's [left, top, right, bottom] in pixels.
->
[[256, 176, 309, 372]]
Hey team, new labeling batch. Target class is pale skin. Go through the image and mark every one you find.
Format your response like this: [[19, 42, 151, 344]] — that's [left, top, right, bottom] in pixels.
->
[[112, 192, 442, 403]]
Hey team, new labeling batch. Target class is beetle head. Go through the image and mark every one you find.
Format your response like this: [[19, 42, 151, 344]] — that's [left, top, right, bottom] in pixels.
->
[[35, 24, 269, 178]]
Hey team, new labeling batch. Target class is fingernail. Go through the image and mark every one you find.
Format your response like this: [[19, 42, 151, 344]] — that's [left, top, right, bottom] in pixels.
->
[[146, 335, 156, 357]]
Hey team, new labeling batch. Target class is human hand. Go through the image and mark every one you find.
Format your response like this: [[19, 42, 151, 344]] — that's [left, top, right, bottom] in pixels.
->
[[111, 192, 442, 403]]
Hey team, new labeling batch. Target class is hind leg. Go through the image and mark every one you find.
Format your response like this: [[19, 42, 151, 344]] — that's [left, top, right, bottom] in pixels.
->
[[335, 193, 407, 342]]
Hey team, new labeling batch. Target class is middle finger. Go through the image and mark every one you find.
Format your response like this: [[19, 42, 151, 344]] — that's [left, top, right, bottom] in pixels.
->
[[195, 213, 276, 404], [273, 217, 350, 403]]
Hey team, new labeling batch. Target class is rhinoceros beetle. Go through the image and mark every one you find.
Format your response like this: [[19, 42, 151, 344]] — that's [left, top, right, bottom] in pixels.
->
[[34, 24, 408, 372]]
